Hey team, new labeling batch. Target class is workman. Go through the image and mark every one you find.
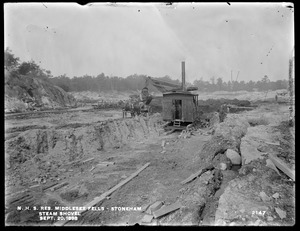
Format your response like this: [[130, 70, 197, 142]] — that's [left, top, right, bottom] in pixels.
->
[[139, 87, 153, 110]]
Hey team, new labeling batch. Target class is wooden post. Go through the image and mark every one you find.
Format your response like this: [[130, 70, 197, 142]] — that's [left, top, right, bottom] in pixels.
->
[[235, 70, 240, 81], [230, 70, 233, 92], [288, 47, 294, 125], [182, 61, 186, 91]]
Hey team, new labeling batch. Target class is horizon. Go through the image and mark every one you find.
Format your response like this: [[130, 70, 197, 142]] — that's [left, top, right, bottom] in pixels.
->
[[4, 2, 294, 83]]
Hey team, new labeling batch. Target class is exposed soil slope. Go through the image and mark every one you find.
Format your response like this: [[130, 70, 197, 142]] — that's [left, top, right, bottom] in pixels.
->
[[5, 71, 76, 112]]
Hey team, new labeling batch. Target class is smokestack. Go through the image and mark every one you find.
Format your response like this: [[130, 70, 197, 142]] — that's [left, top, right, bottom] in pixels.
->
[[181, 61, 186, 91]]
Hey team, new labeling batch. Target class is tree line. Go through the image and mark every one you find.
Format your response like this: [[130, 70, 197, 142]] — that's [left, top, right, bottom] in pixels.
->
[[193, 76, 288, 92], [5, 47, 52, 81], [5, 48, 288, 93], [49, 74, 181, 92]]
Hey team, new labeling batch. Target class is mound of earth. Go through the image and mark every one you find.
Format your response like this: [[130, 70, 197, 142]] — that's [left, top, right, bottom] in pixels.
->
[[5, 71, 76, 113], [197, 98, 252, 113]]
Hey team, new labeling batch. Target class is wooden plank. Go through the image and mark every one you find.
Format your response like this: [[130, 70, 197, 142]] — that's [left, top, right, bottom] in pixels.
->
[[50, 182, 69, 192], [42, 182, 59, 191], [83, 157, 94, 163], [147, 201, 163, 214], [181, 169, 204, 185], [53, 162, 150, 226], [96, 163, 109, 167], [99, 161, 115, 165], [266, 159, 281, 175], [10, 194, 32, 204], [162, 122, 170, 128], [17, 197, 35, 206], [269, 155, 295, 181], [65, 159, 82, 166], [5, 189, 29, 197], [14, 195, 34, 204], [85, 163, 150, 206], [153, 202, 181, 219], [165, 129, 176, 135], [29, 184, 40, 189], [264, 141, 280, 146], [141, 214, 154, 223], [181, 164, 214, 185], [141, 202, 152, 213]]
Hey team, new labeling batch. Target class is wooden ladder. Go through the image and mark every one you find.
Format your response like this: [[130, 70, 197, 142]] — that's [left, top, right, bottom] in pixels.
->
[[173, 120, 181, 127]]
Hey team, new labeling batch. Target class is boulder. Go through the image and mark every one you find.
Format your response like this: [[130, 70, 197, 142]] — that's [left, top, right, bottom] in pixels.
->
[[219, 163, 227, 171], [259, 191, 271, 202], [272, 193, 280, 199], [275, 207, 286, 219], [225, 149, 241, 165], [215, 181, 268, 225], [198, 116, 249, 166]]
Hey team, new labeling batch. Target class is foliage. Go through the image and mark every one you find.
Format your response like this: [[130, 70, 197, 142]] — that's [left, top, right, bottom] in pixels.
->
[[4, 47, 20, 70], [5, 47, 53, 82], [49, 73, 288, 93], [5, 48, 289, 93], [193, 76, 288, 92], [49, 74, 178, 92], [17, 60, 40, 75]]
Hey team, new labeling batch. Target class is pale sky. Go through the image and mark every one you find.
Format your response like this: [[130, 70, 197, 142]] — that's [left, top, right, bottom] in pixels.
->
[[4, 2, 294, 83]]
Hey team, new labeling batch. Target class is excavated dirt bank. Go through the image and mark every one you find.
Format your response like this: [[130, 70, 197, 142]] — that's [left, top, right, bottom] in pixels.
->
[[5, 114, 164, 192]]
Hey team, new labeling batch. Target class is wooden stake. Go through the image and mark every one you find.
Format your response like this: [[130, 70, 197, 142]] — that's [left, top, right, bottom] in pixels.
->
[[230, 70, 233, 92]]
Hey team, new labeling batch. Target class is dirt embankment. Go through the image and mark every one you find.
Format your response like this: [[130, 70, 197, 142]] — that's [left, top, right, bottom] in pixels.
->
[[5, 71, 76, 113], [5, 114, 164, 192], [5, 113, 166, 225]]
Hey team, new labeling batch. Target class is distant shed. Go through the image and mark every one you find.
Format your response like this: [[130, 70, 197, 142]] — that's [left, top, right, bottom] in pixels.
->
[[162, 91, 198, 123]]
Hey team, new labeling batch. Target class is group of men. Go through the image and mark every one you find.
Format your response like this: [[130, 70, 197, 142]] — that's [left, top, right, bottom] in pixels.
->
[[122, 87, 153, 118]]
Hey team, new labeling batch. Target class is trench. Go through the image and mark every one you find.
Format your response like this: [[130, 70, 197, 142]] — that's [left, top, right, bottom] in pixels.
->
[[194, 115, 248, 226], [199, 164, 242, 225]]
